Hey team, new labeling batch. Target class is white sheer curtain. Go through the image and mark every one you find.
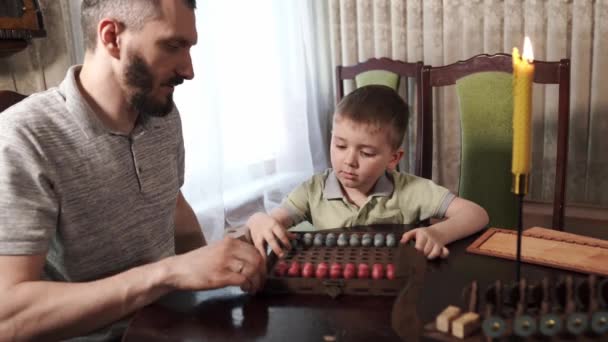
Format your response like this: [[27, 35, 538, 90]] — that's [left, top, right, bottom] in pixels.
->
[[175, 0, 333, 242]]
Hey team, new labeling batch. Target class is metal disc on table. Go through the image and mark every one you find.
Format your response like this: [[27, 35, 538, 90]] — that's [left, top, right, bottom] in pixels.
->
[[566, 312, 588, 335], [539, 313, 562, 336], [591, 311, 608, 335], [482, 316, 507, 338], [513, 315, 537, 337]]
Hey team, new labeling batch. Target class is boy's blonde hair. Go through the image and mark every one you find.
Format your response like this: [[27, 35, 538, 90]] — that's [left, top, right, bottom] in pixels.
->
[[335, 85, 409, 150]]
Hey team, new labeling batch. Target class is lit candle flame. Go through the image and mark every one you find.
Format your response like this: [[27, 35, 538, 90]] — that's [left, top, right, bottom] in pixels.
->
[[522, 36, 534, 63]]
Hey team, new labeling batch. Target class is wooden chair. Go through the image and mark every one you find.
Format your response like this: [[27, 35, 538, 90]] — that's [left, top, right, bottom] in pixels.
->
[[0, 90, 27, 112], [420, 53, 570, 230], [335, 58, 424, 175]]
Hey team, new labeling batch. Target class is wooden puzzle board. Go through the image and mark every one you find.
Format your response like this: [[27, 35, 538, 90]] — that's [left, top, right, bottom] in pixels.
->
[[466, 227, 608, 276], [262, 227, 419, 297]]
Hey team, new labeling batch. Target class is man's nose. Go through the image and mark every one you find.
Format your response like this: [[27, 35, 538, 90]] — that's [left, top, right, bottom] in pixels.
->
[[178, 51, 195, 80]]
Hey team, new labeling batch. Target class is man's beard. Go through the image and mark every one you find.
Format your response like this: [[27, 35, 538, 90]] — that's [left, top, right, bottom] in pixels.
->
[[124, 53, 184, 120]]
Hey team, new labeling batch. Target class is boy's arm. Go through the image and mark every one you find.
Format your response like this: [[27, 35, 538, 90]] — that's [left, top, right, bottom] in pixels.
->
[[426, 197, 489, 245], [401, 197, 488, 259], [0, 237, 265, 341]]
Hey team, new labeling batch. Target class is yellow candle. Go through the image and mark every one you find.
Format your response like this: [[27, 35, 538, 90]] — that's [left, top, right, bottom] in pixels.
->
[[512, 37, 534, 194]]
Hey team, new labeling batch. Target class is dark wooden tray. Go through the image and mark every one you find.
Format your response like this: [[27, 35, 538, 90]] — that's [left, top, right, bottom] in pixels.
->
[[262, 225, 421, 297]]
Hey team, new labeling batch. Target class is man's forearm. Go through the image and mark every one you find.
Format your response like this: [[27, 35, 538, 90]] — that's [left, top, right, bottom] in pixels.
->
[[0, 257, 175, 341]]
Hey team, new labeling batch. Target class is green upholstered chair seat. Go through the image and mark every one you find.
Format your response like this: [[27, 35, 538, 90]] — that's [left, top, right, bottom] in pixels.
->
[[455, 71, 518, 229], [355, 70, 400, 90]]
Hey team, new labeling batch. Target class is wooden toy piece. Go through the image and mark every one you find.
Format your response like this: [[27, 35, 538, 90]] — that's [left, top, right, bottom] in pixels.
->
[[435, 305, 461, 333], [287, 261, 301, 277], [599, 278, 608, 308], [539, 277, 563, 337], [451, 312, 480, 339], [565, 275, 576, 313], [373, 233, 385, 247], [357, 263, 370, 278], [540, 277, 550, 315], [482, 280, 507, 339], [513, 278, 537, 337], [386, 233, 397, 247], [337, 233, 348, 247], [371, 263, 384, 280], [444, 281, 481, 339], [315, 262, 328, 279], [385, 263, 395, 280], [313, 233, 324, 246], [587, 275, 598, 313], [325, 233, 337, 247], [274, 261, 288, 276], [361, 233, 372, 247], [466, 280, 478, 313], [515, 278, 527, 316], [329, 263, 342, 279], [343, 263, 355, 279], [301, 262, 314, 278], [561, 275, 590, 335], [349, 233, 360, 247], [303, 233, 313, 246]]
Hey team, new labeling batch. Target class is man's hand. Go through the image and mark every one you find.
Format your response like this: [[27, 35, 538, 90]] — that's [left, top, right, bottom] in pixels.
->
[[246, 212, 295, 260], [400, 228, 449, 260], [167, 237, 266, 293]]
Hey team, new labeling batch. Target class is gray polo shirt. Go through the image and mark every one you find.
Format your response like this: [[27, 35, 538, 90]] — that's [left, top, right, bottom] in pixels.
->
[[0, 66, 183, 340], [282, 169, 455, 230]]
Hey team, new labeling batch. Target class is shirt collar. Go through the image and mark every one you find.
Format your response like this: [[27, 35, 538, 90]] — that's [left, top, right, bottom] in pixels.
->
[[323, 169, 394, 200], [59, 65, 150, 139]]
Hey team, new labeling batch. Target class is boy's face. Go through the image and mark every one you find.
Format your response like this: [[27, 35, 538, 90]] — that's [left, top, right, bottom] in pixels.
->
[[330, 115, 403, 195]]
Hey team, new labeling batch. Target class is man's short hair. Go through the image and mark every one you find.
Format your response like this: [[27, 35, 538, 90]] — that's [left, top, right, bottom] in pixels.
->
[[81, 0, 197, 51], [335, 85, 409, 150]]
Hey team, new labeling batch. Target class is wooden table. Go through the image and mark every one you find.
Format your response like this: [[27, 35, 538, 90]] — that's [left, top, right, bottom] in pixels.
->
[[123, 225, 607, 341]]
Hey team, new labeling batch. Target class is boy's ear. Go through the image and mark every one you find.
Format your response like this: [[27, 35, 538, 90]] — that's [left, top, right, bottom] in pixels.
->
[[387, 147, 404, 171]]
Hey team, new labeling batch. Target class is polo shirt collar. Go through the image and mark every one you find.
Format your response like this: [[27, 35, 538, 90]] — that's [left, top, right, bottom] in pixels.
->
[[59, 65, 150, 139], [323, 170, 394, 200]]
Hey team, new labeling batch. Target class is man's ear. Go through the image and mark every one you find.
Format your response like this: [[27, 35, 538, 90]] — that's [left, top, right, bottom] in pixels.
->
[[97, 19, 125, 59], [387, 147, 404, 171]]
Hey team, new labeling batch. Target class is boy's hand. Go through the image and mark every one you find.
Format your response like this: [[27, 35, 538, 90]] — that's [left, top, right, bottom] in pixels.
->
[[400, 228, 449, 260], [246, 212, 295, 260]]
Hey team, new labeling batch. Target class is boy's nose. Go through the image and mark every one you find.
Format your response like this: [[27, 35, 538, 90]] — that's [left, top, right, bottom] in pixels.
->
[[344, 150, 358, 167]]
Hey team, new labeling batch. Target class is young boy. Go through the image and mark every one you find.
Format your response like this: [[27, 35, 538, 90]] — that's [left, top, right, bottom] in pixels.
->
[[247, 85, 488, 260]]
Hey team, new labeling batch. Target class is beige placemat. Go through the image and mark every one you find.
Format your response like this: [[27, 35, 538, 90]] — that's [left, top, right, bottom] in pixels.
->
[[466, 227, 608, 276]]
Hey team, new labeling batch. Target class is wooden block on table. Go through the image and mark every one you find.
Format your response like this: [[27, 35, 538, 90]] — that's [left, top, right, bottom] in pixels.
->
[[436, 305, 462, 333], [451, 312, 480, 339]]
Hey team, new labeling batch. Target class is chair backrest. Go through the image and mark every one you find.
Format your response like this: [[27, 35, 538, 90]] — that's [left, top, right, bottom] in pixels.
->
[[335, 58, 424, 175], [0, 90, 27, 112], [420, 53, 570, 230]]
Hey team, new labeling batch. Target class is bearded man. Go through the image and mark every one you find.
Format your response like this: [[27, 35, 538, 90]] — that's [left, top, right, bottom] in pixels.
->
[[0, 1, 265, 341]]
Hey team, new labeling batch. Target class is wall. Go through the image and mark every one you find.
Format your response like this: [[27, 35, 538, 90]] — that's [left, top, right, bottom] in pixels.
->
[[0, 0, 80, 94]]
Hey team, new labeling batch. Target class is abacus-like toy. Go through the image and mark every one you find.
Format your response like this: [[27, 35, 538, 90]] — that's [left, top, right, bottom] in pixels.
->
[[262, 226, 418, 298]]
